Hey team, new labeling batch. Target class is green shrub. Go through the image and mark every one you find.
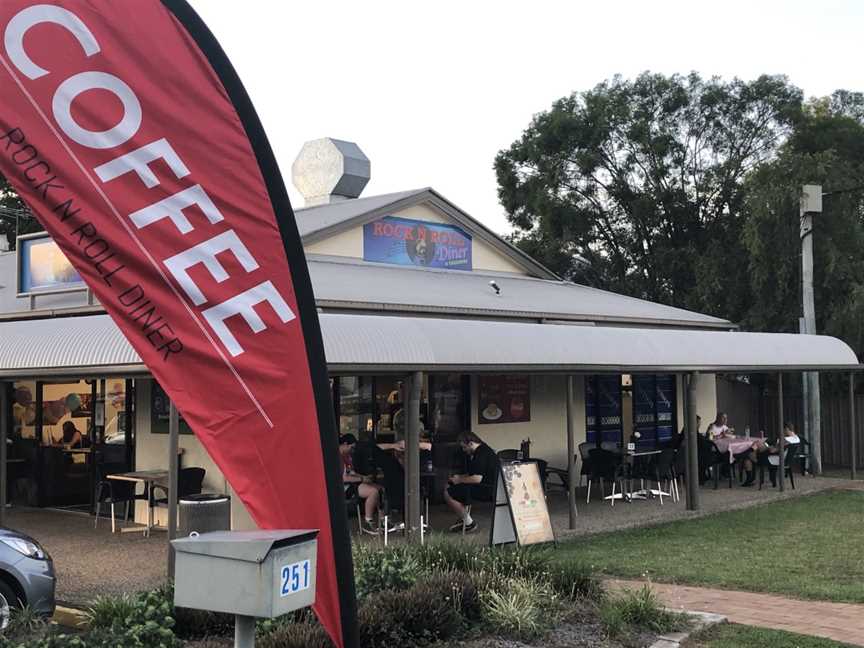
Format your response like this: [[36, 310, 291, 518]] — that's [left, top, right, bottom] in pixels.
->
[[352, 543, 420, 598], [548, 561, 605, 602], [147, 582, 232, 639], [6, 605, 50, 640], [601, 585, 688, 636], [172, 605, 234, 640], [406, 539, 552, 581], [257, 620, 333, 648], [480, 577, 561, 640], [358, 572, 479, 647], [84, 589, 180, 648], [85, 593, 138, 630], [0, 632, 88, 648]]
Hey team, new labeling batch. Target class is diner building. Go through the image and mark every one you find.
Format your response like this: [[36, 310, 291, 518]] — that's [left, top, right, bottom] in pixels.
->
[[0, 138, 857, 530]]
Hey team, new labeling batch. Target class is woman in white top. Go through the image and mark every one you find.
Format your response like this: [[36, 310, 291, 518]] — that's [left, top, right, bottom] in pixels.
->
[[759, 422, 800, 486]]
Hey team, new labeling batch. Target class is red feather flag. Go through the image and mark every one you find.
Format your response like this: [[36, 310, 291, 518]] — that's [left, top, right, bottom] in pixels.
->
[[0, 2, 357, 646]]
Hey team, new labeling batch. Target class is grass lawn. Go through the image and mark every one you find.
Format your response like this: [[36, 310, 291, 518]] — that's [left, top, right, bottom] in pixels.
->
[[683, 623, 855, 647], [555, 490, 864, 603]]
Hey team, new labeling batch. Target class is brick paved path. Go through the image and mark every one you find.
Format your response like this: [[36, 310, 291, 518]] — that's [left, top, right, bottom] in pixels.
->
[[608, 579, 864, 647]]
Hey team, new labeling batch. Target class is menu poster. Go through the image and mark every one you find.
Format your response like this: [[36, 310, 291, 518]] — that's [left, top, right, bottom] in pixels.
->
[[479, 376, 530, 424], [490, 461, 555, 547]]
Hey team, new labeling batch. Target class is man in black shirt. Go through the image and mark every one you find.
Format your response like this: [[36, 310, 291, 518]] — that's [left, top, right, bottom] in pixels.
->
[[444, 432, 497, 533]]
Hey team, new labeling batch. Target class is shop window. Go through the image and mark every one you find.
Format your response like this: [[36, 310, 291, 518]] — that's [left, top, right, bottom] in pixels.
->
[[429, 374, 468, 442], [585, 375, 623, 446], [104, 379, 129, 444], [11, 381, 37, 440], [39, 380, 92, 447], [336, 376, 430, 443], [631, 375, 677, 448], [375, 377, 404, 441], [337, 377, 374, 441]]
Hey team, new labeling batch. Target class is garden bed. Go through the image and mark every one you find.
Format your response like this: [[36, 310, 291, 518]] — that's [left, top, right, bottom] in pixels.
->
[[2, 540, 686, 648]]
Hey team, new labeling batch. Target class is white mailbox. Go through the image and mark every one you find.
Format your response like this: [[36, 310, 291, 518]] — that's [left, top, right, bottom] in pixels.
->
[[171, 529, 318, 619]]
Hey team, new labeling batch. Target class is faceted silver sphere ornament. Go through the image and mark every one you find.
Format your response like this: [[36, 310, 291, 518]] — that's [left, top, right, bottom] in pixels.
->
[[291, 138, 370, 206]]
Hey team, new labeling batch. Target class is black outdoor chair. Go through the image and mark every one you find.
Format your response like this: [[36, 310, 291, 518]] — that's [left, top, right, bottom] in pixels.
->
[[152, 467, 206, 507], [94, 465, 142, 533], [697, 435, 729, 489], [578, 442, 594, 487], [758, 443, 797, 491], [791, 439, 811, 476], [646, 449, 678, 504], [673, 444, 688, 490], [586, 449, 626, 507], [344, 491, 367, 535]]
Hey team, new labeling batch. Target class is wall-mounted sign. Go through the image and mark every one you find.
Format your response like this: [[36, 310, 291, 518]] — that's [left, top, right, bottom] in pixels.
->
[[151, 381, 193, 435], [490, 461, 555, 546], [363, 216, 472, 270], [17, 233, 84, 295], [479, 375, 530, 424]]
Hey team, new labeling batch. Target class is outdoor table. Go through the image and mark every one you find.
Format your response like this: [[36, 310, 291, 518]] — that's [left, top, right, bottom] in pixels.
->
[[712, 436, 766, 464], [107, 470, 168, 535], [604, 449, 665, 501]]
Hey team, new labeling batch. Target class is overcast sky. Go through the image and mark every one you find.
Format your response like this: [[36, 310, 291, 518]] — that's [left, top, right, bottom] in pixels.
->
[[189, 0, 864, 235]]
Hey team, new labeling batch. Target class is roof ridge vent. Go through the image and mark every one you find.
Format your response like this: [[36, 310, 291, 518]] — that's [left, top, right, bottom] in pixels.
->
[[291, 138, 370, 207]]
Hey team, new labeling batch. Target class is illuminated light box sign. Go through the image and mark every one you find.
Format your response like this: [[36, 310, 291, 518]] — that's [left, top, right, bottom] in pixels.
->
[[363, 216, 472, 270], [17, 233, 84, 295]]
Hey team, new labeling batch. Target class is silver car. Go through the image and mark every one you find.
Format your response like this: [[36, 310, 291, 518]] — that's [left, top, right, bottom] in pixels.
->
[[0, 528, 55, 627]]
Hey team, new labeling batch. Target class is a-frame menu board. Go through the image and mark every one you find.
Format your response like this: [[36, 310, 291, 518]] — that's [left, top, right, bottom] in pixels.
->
[[490, 461, 555, 546]]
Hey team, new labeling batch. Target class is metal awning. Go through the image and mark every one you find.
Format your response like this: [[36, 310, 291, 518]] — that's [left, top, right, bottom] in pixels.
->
[[0, 314, 147, 378], [0, 313, 857, 379], [322, 314, 858, 373]]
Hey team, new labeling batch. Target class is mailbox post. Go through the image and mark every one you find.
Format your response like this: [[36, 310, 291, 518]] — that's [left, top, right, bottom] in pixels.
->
[[171, 530, 318, 648]]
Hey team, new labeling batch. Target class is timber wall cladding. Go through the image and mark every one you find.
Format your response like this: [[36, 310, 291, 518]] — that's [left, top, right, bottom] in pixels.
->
[[717, 374, 863, 469]]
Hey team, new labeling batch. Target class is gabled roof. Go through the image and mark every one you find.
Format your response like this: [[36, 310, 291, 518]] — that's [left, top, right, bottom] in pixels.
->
[[294, 187, 558, 279], [294, 188, 427, 237], [307, 256, 734, 329]]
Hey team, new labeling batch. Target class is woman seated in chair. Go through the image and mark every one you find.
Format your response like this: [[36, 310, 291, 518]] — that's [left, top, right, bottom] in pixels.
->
[[55, 421, 90, 450], [339, 434, 382, 534], [757, 422, 800, 487]]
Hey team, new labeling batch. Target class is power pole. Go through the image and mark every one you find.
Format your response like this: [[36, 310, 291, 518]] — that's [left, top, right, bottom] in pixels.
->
[[800, 184, 822, 474]]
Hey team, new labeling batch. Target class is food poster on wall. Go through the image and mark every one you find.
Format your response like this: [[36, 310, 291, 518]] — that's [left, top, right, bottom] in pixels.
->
[[597, 375, 623, 445], [633, 375, 657, 448], [491, 461, 555, 546], [363, 216, 472, 270], [656, 375, 675, 442], [478, 375, 530, 424]]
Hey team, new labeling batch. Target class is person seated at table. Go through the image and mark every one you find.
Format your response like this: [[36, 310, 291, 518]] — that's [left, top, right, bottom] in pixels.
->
[[339, 434, 382, 534], [757, 422, 801, 487], [706, 412, 734, 439], [348, 436, 431, 528], [444, 432, 497, 533], [55, 421, 89, 449]]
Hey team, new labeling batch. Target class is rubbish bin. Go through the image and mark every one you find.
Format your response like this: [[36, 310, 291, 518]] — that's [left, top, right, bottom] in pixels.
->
[[179, 494, 231, 536]]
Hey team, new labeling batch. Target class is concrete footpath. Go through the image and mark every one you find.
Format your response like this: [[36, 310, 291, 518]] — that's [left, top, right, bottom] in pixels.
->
[[608, 579, 864, 647]]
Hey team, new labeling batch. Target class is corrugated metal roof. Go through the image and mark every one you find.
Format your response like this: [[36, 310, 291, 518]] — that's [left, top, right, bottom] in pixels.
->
[[294, 189, 427, 237], [321, 314, 859, 373], [0, 315, 144, 377], [0, 314, 856, 377], [308, 258, 732, 328]]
